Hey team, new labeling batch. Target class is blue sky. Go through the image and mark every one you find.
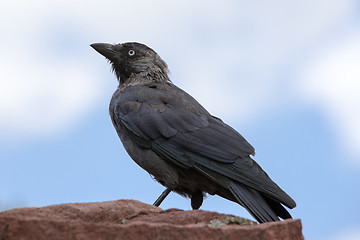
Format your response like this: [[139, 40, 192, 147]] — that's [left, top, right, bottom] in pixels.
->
[[1, 1, 360, 239]]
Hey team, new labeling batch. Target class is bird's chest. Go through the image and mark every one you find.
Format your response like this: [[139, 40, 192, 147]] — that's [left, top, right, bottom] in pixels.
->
[[109, 97, 180, 187]]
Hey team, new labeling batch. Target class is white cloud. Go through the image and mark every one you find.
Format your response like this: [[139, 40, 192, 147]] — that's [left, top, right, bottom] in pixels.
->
[[298, 33, 360, 161], [0, 0, 357, 142], [332, 227, 360, 240], [0, 57, 103, 142]]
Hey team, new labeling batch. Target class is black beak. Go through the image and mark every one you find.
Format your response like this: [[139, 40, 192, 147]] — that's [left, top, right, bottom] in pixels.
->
[[90, 43, 117, 61]]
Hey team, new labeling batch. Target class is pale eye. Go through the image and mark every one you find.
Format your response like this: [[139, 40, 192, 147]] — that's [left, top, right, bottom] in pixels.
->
[[128, 50, 135, 56]]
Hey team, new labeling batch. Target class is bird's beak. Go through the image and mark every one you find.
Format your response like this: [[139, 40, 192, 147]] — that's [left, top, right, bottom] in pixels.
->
[[90, 43, 117, 61]]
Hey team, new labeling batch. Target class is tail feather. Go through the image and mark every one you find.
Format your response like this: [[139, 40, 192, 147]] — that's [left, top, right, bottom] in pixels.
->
[[193, 163, 293, 223], [229, 181, 281, 223], [264, 195, 293, 220]]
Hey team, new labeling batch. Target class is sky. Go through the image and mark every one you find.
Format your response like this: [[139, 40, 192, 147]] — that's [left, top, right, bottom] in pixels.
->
[[0, 0, 360, 239]]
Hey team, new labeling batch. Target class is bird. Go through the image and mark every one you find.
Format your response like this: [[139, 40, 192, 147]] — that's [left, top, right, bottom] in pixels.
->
[[90, 42, 296, 223]]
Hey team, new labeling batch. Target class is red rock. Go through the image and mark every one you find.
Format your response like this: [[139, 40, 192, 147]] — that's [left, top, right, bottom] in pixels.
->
[[0, 199, 303, 240]]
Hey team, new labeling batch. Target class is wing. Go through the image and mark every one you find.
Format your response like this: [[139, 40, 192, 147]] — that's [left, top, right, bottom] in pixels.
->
[[112, 83, 295, 208]]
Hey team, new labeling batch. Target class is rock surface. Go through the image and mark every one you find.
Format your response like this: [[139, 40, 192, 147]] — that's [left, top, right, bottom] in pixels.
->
[[0, 199, 303, 240]]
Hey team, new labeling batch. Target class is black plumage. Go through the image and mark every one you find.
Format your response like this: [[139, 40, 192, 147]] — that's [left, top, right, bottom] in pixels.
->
[[91, 42, 296, 223]]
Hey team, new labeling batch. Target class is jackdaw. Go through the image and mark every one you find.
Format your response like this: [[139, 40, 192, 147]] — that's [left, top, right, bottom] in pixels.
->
[[91, 42, 296, 223]]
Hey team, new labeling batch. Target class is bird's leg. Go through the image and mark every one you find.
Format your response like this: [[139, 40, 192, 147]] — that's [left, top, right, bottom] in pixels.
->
[[153, 188, 172, 207]]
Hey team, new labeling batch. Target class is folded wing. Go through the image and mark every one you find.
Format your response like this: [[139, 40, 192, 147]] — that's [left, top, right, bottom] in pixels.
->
[[113, 84, 296, 209]]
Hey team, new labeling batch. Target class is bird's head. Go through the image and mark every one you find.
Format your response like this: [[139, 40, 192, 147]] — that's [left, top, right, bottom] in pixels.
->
[[91, 42, 169, 84]]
